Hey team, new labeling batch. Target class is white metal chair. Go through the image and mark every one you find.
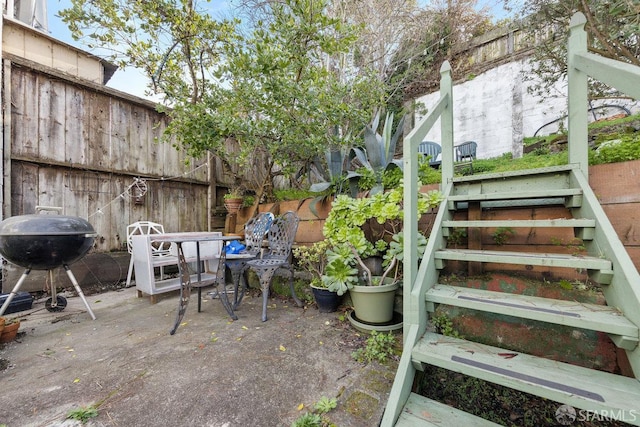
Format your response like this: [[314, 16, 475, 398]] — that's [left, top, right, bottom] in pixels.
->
[[125, 221, 173, 287]]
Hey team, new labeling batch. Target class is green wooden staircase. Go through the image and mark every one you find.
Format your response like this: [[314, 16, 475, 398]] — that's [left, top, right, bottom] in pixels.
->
[[381, 13, 640, 427]]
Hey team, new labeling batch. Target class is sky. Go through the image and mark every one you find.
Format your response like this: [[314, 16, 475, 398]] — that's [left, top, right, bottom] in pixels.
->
[[44, 0, 513, 102]]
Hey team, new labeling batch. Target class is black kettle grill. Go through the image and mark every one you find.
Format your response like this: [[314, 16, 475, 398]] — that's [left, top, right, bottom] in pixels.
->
[[0, 207, 97, 319]]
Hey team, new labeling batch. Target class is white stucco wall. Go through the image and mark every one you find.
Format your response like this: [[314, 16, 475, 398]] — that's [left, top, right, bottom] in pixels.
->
[[414, 59, 640, 160]]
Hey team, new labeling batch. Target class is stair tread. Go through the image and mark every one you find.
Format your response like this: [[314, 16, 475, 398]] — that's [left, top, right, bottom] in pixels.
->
[[442, 219, 595, 228], [395, 393, 502, 426], [451, 164, 577, 183], [434, 248, 612, 270], [413, 332, 640, 417], [426, 284, 639, 338], [449, 188, 582, 202]]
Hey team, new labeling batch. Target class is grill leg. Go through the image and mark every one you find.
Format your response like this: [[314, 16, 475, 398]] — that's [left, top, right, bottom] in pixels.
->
[[63, 265, 96, 320], [0, 269, 31, 316]]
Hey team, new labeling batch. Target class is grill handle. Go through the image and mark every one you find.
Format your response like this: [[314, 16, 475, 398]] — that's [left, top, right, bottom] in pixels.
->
[[36, 206, 63, 214]]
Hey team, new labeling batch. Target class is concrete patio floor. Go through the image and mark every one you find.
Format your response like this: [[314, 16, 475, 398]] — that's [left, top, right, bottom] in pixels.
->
[[0, 285, 397, 427]]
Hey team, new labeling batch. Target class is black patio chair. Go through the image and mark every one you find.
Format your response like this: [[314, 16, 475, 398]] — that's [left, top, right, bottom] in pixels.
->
[[247, 211, 304, 321]]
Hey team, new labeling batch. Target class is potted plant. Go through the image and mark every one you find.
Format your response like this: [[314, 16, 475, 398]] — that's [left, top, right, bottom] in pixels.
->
[[321, 184, 442, 324], [223, 187, 245, 214], [293, 241, 342, 312], [0, 317, 21, 343]]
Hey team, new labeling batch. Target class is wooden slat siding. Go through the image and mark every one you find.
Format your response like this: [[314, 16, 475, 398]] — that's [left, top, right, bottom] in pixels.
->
[[65, 85, 86, 165], [10, 162, 36, 214], [37, 78, 64, 161], [98, 174, 115, 252], [62, 169, 87, 218], [87, 92, 111, 170], [128, 108, 141, 174], [110, 98, 130, 172], [8, 162, 210, 251], [11, 69, 38, 158]]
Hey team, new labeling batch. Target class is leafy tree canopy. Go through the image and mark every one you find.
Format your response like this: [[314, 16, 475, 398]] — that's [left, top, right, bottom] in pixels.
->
[[60, 0, 387, 199], [505, 0, 640, 99]]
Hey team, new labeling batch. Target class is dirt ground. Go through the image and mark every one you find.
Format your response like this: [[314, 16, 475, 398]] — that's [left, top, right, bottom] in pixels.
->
[[0, 285, 398, 427]]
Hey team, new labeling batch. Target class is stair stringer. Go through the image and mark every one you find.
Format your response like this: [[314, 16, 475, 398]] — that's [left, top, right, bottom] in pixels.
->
[[570, 168, 640, 376], [380, 181, 454, 427]]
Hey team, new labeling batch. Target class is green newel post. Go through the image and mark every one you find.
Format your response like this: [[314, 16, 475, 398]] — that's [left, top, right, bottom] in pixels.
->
[[567, 12, 589, 177], [402, 60, 453, 338], [440, 62, 454, 187]]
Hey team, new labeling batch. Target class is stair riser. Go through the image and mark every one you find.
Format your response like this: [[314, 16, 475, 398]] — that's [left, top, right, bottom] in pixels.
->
[[431, 305, 622, 373]]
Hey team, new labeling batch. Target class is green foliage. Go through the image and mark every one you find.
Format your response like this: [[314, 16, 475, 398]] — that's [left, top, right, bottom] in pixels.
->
[[516, 0, 640, 101], [381, 167, 403, 190], [273, 189, 316, 201], [314, 396, 338, 414], [352, 331, 397, 364], [293, 241, 331, 288], [348, 111, 406, 195], [559, 279, 573, 290], [322, 248, 359, 295], [431, 314, 462, 338], [67, 405, 98, 423], [309, 148, 358, 198], [353, 167, 376, 191], [383, 231, 428, 268], [590, 134, 640, 165], [323, 186, 441, 256], [418, 159, 442, 185], [321, 185, 442, 291], [61, 0, 387, 201], [291, 396, 337, 427], [447, 228, 467, 247], [291, 412, 323, 427], [491, 227, 515, 246]]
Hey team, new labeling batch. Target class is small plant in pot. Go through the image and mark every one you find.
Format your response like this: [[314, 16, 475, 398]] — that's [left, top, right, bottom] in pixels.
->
[[0, 317, 21, 343], [293, 241, 342, 313], [223, 187, 245, 214]]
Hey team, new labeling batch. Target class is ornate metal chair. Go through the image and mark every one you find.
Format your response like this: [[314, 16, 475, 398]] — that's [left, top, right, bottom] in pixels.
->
[[225, 212, 275, 309], [247, 211, 304, 321], [171, 244, 236, 335]]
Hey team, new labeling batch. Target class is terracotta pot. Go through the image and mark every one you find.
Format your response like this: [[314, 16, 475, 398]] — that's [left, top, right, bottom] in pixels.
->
[[224, 198, 243, 214], [0, 317, 5, 335], [0, 320, 20, 343]]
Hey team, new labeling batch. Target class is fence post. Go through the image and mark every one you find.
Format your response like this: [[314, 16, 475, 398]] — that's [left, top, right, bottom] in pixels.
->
[[567, 12, 589, 176]]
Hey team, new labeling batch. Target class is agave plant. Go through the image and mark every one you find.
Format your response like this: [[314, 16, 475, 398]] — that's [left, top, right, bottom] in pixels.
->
[[307, 148, 359, 216], [347, 110, 406, 195]]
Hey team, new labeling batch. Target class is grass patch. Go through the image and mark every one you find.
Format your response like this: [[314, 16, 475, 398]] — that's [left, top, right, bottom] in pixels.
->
[[423, 113, 640, 184]]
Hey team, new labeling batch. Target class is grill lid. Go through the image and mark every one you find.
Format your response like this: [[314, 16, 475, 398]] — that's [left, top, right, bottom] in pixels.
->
[[0, 214, 97, 236]]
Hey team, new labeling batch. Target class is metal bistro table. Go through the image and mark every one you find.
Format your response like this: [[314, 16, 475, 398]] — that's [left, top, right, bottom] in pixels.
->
[[148, 232, 251, 335]]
